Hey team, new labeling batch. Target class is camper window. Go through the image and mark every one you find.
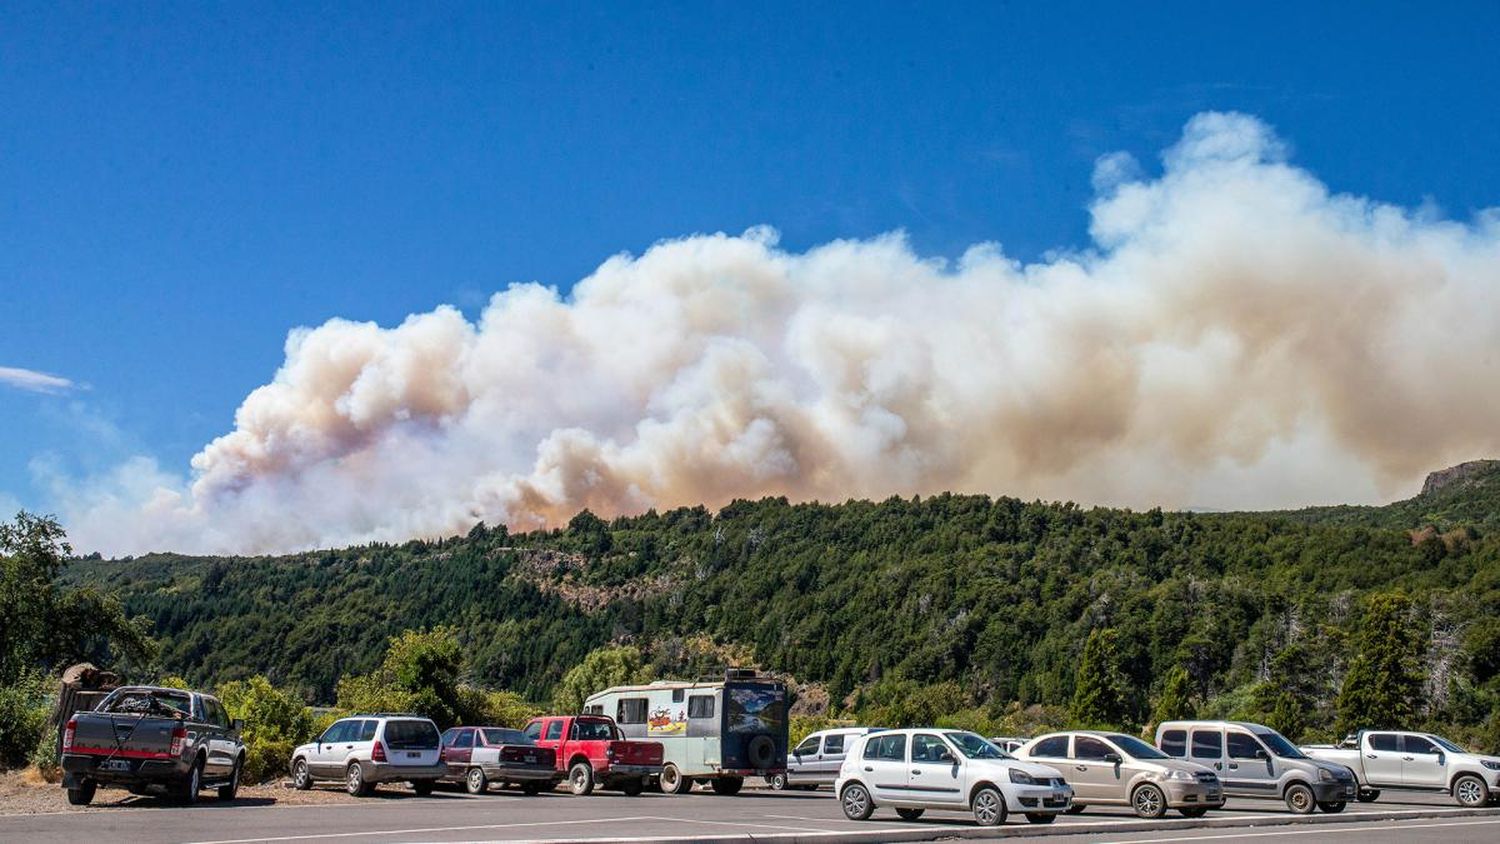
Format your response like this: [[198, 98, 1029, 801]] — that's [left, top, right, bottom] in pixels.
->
[[617, 698, 648, 724], [688, 695, 715, 719]]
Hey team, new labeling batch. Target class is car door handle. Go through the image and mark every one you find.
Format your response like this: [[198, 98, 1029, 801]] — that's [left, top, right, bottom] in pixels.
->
[[1366, 754, 1377, 759], [1228, 763, 1239, 770], [911, 769, 921, 775], [864, 766, 873, 772], [1403, 756, 1414, 761], [1075, 765, 1087, 771]]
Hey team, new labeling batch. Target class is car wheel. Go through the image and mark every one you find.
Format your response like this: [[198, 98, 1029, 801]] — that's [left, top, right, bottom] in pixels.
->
[[1454, 774, 1490, 808], [176, 757, 203, 804], [896, 807, 924, 821], [621, 778, 644, 796], [1132, 783, 1167, 820], [1356, 788, 1381, 803], [840, 783, 874, 821], [660, 763, 691, 795], [522, 781, 545, 796], [767, 772, 787, 790], [466, 767, 488, 795], [1066, 804, 1087, 814], [346, 762, 372, 797], [1317, 800, 1346, 813], [292, 758, 312, 790], [218, 757, 242, 801], [568, 761, 595, 796], [710, 776, 743, 796], [971, 786, 1006, 826], [66, 780, 97, 806], [1283, 782, 1315, 814], [1179, 806, 1209, 818], [1025, 813, 1056, 824], [412, 779, 435, 796]]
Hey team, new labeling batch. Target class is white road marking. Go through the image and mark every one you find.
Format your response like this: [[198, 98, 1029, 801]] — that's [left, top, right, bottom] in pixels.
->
[[1095, 816, 1500, 843], [180, 816, 656, 844]]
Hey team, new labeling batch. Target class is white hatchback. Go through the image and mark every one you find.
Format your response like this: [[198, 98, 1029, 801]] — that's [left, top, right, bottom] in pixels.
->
[[835, 729, 1073, 826]]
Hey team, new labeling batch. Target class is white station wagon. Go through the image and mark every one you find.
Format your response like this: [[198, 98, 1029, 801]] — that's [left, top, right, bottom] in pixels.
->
[[835, 729, 1073, 826]]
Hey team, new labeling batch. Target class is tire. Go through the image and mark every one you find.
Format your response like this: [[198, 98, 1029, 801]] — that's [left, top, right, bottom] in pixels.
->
[[412, 780, 435, 796], [1066, 804, 1087, 814], [971, 786, 1006, 826], [840, 782, 874, 821], [747, 735, 776, 769], [1026, 813, 1057, 824], [521, 781, 544, 796], [1356, 788, 1381, 803], [660, 763, 692, 795], [1283, 782, 1315, 814], [620, 778, 644, 796], [1179, 806, 1209, 818], [568, 761, 595, 796], [896, 807, 925, 821], [1318, 800, 1346, 813], [218, 757, 242, 801], [176, 757, 204, 804], [292, 758, 312, 790], [346, 761, 372, 797], [767, 772, 787, 791], [66, 780, 96, 806], [710, 776, 744, 796], [1453, 773, 1490, 808], [1132, 783, 1167, 820], [466, 767, 488, 795]]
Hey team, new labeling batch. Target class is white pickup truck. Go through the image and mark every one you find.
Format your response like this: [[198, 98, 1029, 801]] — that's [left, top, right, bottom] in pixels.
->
[[1301, 731, 1500, 808]]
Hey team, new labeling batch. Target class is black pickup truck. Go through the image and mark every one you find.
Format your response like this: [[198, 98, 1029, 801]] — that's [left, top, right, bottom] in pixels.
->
[[61, 685, 245, 805]]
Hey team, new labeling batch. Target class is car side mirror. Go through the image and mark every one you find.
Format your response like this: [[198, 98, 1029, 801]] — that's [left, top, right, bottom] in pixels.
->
[[232, 719, 244, 733], [1436, 752, 1445, 764], [1104, 752, 1122, 764], [937, 750, 955, 763], [1255, 749, 1268, 760]]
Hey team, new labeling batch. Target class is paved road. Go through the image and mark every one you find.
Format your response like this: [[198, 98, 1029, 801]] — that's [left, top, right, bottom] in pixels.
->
[[3, 786, 1496, 843]]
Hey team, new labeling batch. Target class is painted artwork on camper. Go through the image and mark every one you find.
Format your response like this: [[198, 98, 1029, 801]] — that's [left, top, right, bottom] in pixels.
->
[[648, 706, 687, 735], [726, 686, 785, 734]]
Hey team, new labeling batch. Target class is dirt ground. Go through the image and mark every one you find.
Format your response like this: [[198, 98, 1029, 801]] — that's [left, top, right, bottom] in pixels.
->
[[0, 769, 408, 815]]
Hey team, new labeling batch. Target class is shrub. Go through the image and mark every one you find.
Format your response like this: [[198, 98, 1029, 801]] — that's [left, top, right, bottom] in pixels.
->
[[458, 687, 541, 728], [0, 670, 50, 769], [217, 676, 315, 782]]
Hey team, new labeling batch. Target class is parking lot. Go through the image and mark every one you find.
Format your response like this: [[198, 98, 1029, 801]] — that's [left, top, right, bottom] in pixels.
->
[[3, 783, 1499, 844]]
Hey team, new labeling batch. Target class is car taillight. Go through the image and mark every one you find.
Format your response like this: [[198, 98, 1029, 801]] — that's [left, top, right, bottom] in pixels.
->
[[606, 745, 616, 758], [63, 719, 76, 752], [372, 740, 387, 762], [169, 725, 187, 757]]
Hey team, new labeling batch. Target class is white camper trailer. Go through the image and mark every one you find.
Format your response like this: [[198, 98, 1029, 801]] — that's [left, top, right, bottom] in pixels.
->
[[584, 669, 788, 794]]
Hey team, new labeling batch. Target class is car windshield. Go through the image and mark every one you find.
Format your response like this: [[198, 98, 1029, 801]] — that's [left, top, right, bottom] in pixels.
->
[[483, 728, 530, 746], [944, 731, 1011, 759], [1108, 734, 1170, 760], [1427, 735, 1465, 753], [1253, 728, 1306, 759], [101, 689, 192, 718], [384, 719, 440, 749]]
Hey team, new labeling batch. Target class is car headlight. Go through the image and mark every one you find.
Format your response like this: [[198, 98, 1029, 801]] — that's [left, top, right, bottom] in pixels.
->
[[1161, 769, 1195, 781], [1317, 768, 1335, 782], [1009, 769, 1038, 785], [1481, 760, 1500, 771]]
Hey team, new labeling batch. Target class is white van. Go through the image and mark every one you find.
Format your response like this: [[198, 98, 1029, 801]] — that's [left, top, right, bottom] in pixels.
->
[[1155, 720, 1357, 814], [770, 727, 882, 790]]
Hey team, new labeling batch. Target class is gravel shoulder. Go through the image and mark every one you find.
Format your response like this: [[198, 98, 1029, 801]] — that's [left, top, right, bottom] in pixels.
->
[[0, 769, 393, 815]]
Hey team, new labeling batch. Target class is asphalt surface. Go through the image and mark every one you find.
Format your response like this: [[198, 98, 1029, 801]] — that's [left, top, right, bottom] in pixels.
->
[[3, 785, 1497, 844]]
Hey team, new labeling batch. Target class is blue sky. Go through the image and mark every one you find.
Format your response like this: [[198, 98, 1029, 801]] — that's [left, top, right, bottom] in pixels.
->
[[3, 2, 1498, 519]]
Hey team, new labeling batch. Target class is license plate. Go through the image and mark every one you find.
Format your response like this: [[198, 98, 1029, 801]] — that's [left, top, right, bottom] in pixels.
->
[[524, 755, 536, 763], [407, 751, 421, 759], [101, 759, 131, 772]]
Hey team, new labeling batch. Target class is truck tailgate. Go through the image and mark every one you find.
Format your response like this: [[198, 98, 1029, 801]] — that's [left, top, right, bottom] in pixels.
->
[[611, 740, 664, 767], [499, 745, 556, 768], [70, 714, 177, 758]]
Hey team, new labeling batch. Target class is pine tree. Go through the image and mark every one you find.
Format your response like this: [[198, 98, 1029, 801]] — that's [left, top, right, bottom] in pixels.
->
[[1336, 592, 1426, 735], [1072, 627, 1131, 729], [1152, 664, 1197, 724]]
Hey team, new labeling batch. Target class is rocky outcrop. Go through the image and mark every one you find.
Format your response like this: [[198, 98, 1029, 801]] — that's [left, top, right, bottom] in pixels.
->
[[1420, 460, 1500, 497]]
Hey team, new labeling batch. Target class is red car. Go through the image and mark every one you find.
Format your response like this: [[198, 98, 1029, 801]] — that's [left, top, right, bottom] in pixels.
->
[[522, 715, 664, 795], [439, 726, 564, 795]]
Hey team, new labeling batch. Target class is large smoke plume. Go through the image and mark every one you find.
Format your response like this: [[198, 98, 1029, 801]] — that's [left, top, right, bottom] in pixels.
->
[[53, 113, 1500, 555]]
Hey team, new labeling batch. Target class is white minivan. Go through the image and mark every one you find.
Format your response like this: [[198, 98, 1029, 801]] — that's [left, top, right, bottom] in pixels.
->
[[835, 729, 1072, 826], [770, 727, 882, 791]]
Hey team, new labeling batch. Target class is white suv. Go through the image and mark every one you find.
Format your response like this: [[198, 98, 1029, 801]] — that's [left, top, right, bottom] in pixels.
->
[[835, 729, 1073, 826], [291, 715, 447, 796]]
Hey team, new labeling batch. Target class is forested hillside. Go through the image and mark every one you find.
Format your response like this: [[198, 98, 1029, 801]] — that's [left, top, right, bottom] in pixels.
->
[[65, 462, 1500, 748]]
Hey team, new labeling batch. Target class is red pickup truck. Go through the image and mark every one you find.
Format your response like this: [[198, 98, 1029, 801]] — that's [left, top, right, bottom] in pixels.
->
[[522, 715, 664, 795]]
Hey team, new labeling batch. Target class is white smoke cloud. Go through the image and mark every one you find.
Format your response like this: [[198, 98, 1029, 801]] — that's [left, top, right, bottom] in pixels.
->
[[0, 366, 75, 394], [50, 112, 1500, 555]]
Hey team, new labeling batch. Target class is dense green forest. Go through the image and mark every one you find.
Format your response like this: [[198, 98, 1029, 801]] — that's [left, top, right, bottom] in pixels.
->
[[53, 460, 1500, 751]]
